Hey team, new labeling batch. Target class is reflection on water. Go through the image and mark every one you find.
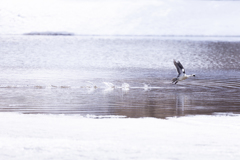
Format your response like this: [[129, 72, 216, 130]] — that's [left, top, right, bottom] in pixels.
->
[[0, 35, 240, 118], [175, 93, 185, 117]]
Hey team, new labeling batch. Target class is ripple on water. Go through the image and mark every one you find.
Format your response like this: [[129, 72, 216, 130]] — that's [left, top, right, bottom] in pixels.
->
[[0, 36, 240, 118]]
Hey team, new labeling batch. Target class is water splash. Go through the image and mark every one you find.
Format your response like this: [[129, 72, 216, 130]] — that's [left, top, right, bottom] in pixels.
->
[[143, 83, 151, 91], [0, 82, 190, 91], [86, 81, 97, 89], [103, 82, 115, 89], [102, 87, 114, 94], [121, 83, 130, 91]]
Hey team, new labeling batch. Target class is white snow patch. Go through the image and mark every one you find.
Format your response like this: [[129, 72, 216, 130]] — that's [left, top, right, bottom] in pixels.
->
[[0, 112, 240, 160]]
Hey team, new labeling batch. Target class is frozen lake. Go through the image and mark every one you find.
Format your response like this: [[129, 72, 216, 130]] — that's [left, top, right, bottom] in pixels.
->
[[0, 35, 240, 118]]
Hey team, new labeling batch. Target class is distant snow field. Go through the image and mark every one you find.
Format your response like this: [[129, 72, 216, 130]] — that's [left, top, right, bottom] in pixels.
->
[[1, 0, 240, 36], [0, 112, 240, 160]]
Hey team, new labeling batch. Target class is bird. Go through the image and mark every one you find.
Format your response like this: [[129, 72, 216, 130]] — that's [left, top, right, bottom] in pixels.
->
[[172, 59, 195, 84]]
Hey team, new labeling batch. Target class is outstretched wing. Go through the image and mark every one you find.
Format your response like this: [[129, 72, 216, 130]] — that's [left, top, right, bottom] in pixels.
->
[[173, 60, 185, 76], [176, 60, 185, 74]]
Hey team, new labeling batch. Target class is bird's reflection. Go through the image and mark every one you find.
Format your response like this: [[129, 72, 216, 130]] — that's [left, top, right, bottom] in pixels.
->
[[175, 93, 185, 117]]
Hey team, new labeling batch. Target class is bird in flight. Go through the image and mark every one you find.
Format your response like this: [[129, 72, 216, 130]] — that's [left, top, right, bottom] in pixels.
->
[[172, 60, 195, 84]]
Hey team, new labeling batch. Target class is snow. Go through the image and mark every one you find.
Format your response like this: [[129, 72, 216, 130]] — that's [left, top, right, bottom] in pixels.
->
[[1, 0, 240, 36], [0, 112, 240, 160]]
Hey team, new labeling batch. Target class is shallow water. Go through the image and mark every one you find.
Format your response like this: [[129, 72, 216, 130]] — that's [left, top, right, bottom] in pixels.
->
[[0, 35, 240, 118]]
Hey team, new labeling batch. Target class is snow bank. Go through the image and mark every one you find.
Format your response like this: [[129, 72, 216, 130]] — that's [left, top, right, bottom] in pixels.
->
[[0, 112, 240, 160], [1, 0, 240, 36]]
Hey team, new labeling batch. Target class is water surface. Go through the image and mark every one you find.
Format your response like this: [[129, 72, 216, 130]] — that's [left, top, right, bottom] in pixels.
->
[[0, 35, 240, 118]]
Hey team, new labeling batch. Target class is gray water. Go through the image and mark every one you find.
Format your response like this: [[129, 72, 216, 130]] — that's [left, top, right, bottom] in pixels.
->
[[0, 35, 240, 118]]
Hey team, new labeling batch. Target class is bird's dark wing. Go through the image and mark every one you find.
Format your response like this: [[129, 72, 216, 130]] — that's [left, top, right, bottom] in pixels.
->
[[173, 60, 182, 76], [176, 60, 185, 74]]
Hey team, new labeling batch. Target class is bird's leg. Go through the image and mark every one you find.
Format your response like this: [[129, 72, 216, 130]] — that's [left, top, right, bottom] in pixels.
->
[[175, 81, 178, 84], [172, 78, 178, 84]]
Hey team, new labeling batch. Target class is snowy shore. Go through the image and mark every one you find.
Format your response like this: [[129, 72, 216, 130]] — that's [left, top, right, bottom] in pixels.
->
[[0, 112, 240, 160]]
